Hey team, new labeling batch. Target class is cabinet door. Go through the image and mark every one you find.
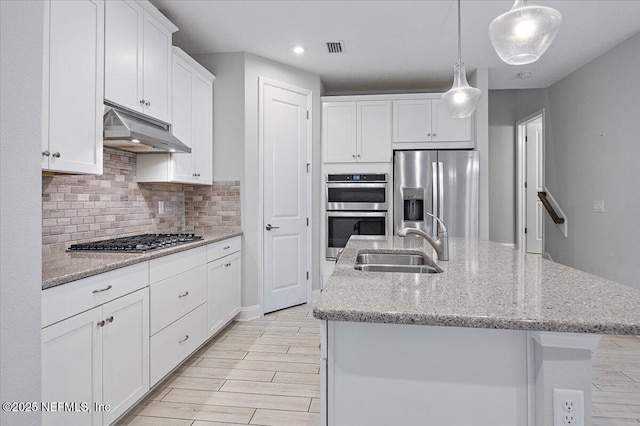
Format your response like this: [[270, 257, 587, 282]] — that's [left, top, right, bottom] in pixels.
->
[[171, 55, 194, 183], [42, 307, 103, 426], [392, 100, 432, 143], [223, 251, 242, 322], [322, 102, 357, 163], [431, 98, 472, 142], [207, 257, 226, 337], [192, 74, 213, 184], [143, 13, 172, 123], [102, 288, 149, 425], [357, 101, 391, 163], [45, 0, 104, 174], [104, 0, 143, 114]]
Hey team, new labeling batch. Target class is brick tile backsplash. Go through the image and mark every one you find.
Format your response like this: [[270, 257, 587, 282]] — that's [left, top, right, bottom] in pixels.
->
[[42, 148, 240, 256]]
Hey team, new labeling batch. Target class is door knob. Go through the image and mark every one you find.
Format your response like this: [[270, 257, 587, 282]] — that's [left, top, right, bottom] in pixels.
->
[[265, 224, 280, 231]]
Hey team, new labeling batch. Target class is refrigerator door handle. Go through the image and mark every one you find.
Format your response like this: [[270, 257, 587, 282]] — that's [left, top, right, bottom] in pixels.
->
[[438, 162, 444, 233], [432, 162, 438, 236]]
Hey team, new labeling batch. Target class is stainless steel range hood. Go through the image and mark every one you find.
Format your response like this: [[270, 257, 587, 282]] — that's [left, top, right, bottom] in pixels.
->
[[103, 106, 191, 153]]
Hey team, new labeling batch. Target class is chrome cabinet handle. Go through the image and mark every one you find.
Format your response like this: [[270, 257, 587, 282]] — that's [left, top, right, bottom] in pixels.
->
[[427, 133, 431, 137], [106, 316, 114, 323], [42, 151, 50, 156], [357, 154, 361, 158], [52, 152, 61, 158], [178, 335, 189, 343], [223, 246, 230, 250], [433, 133, 437, 137], [352, 154, 356, 158], [92, 285, 112, 293], [97, 320, 105, 327], [178, 291, 189, 298], [139, 99, 146, 105], [265, 224, 280, 231], [145, 101, 151, 107]]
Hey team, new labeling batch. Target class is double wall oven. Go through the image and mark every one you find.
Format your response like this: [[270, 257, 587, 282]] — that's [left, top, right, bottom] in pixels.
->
[[326, 173, 388, 259]]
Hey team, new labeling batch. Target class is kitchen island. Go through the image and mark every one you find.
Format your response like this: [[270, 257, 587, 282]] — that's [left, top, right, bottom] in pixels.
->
[[314, 236, 640, 426]]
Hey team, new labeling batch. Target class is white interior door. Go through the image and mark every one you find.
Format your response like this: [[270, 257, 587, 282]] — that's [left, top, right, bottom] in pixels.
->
[[526, 120, 544, 254], [262, 81, 309, 314]]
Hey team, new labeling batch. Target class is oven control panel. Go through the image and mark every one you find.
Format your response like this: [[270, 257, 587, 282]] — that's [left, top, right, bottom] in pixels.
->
[[327, 173, 387, 182]]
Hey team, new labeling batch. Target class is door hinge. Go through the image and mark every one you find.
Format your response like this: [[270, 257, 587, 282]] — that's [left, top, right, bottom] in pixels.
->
[[306, 110, 309, 119], [306, 217, 309, 226], [525, 228, 528, 234], [306, 271, 309, 280], [525, 136, 528, 142], [306, 163, 310, 173], [525, 182, 527, 188]]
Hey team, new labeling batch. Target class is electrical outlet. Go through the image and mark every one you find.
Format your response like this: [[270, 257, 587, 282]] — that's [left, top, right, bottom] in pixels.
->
[[553, 389, 584, 426], [592, 200, 605, 213], [158, 200, 164, 214]]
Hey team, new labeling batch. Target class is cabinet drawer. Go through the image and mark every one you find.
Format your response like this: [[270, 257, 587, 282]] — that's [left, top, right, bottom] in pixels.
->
[[42, 262, 148, 328], [207, 236, 241, 263], [150, 245, 206, 283], [150, 303, 207, 386], [150, 264, 207, 335]]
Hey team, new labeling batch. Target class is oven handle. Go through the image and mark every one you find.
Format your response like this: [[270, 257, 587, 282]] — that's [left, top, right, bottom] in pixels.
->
[[326, 211, 388, 218], [326, 183, 387, 189]]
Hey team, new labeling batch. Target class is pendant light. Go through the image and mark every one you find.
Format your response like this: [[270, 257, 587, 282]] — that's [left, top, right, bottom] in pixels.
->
[[441, 0, 481, 119], [489, 0, 562, 65]]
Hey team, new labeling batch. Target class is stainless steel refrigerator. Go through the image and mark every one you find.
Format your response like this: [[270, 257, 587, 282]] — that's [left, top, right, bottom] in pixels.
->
[[394, 150, 479, 238]]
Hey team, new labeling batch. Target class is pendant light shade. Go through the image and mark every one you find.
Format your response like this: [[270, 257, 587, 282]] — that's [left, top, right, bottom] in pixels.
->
[[442, 63, 481, 118], [442, 0, 480, 118], [489, 0, 562, 65]]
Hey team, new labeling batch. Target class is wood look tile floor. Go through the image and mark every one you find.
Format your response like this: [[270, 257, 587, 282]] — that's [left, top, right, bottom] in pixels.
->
[[118, 304, 640, 425]]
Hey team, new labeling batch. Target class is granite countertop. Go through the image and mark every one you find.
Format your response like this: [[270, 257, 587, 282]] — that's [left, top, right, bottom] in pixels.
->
[[42, 230, 242, 290], [313, 236, 640, 335]]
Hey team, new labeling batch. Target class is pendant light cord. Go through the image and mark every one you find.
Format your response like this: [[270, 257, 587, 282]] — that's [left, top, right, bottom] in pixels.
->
[[457, 0, 462, 63]]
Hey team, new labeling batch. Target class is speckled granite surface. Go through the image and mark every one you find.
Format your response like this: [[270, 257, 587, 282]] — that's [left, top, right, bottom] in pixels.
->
[[314, 236, 640, 335], [42, 231, 242, 290]]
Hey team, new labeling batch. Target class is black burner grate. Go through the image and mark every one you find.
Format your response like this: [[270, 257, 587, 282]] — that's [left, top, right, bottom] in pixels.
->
[[68, 233, 203, 253]]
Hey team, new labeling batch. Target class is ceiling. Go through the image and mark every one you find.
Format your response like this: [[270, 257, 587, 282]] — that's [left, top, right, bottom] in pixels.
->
[[150, 0, 640, 94]]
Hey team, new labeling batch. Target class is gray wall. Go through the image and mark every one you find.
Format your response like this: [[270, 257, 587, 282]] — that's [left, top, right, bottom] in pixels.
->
[[544, 32, 640, 290], [194, 52, 323, 310], [488, 33, 640, 290], [488, 90, 518, 244], [195, 53, 245, 182], [0, 1, 43, 424]]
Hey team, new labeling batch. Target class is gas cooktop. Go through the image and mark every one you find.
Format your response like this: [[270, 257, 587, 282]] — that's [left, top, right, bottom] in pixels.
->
[[68, 233, 203, 253]]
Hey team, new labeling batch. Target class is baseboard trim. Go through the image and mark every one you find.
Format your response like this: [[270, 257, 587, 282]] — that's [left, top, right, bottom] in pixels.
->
[[235, 304, 262, 322], [542, 252, 554, 262], [310, 289, 321, 303]]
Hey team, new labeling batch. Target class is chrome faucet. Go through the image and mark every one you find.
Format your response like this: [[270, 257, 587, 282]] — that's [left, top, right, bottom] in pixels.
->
[[398, 214, 449, 261]]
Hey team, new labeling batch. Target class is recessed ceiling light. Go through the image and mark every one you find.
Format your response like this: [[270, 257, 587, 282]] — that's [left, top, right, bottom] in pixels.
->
[[293, 46, 305, 55], [169, 149, 176, 152], [131, 138, 140, 143], [517, 72, 533, 79]]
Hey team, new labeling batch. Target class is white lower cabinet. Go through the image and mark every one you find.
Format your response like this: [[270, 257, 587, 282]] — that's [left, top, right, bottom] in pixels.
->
[[150, 303, 207, 385], [42, 288, 149, 426], [207, 239, 242, 337]]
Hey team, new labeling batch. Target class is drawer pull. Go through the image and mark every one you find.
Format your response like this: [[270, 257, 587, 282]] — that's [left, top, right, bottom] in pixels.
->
[[106, 316, 114, 323], [178, 335, 189, 343], [178, 291, 189, 298], [223, 246, 231, 250], [92, 285, 112, 294], [97, 320, 105, 327]]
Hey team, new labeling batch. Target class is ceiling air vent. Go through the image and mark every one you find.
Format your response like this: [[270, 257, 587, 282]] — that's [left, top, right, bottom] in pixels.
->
[[326, 41, 345, 53]]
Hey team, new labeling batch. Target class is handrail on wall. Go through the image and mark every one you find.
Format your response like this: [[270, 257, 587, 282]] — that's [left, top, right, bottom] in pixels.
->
[[538, 192, 565, 224]]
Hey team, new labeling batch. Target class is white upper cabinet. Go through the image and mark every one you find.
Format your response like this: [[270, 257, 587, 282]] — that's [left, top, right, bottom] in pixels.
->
[[393, 96, 472, 146], [323, 101, 391, 163], [42, 0, 104, 175], [104, 0, 176, 123], [136, 48, 215, 185]]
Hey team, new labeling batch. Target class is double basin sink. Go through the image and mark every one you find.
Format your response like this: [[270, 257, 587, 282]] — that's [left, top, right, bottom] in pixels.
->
[[354, 251, 443, 274]]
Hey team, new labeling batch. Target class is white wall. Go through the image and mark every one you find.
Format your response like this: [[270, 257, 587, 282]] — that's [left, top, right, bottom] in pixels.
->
[[470, 68, 490, 241], [0, 1, 43, 424], [544, 32, 640, 290]]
